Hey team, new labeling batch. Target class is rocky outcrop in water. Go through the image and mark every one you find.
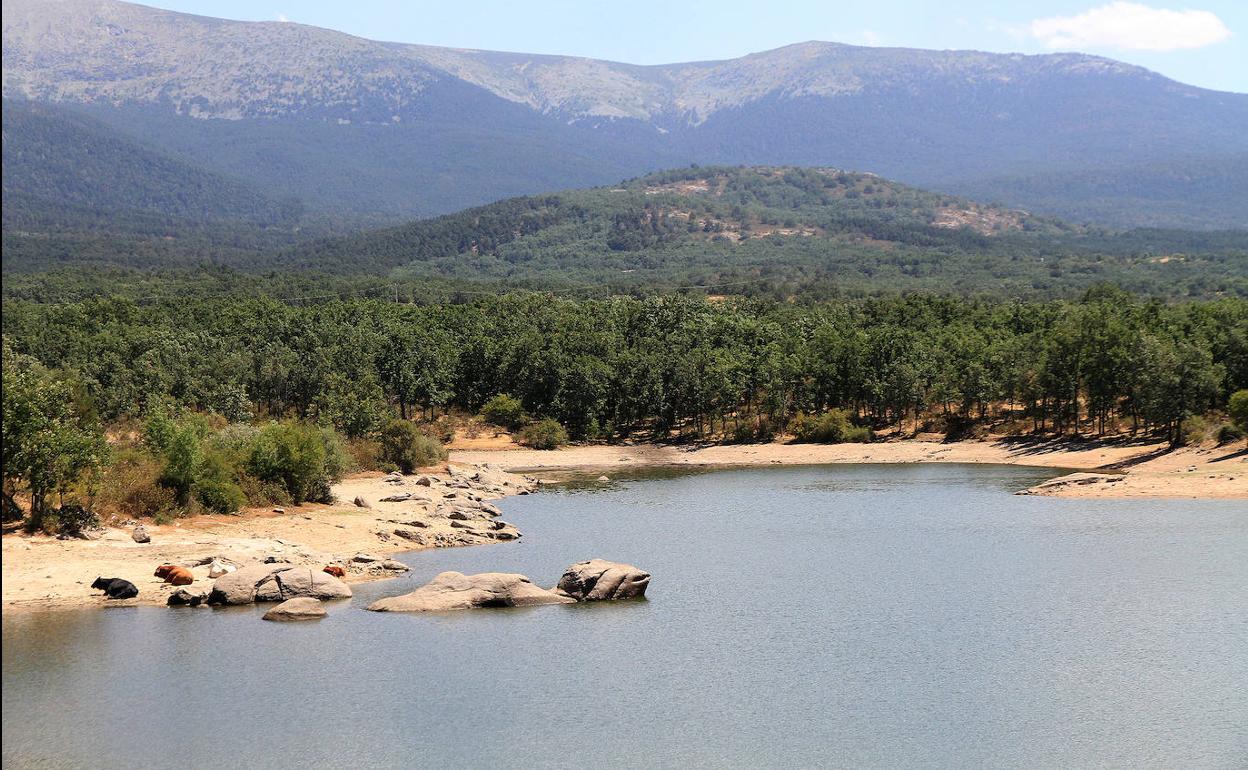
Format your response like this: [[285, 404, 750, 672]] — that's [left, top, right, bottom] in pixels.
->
[[207, 563, 352, 605], [366, 571, 574, 613], [555, 559, 650, 601]]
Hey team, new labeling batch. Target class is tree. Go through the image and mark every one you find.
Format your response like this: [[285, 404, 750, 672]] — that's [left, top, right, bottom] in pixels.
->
[[2, 341, 107, 531]]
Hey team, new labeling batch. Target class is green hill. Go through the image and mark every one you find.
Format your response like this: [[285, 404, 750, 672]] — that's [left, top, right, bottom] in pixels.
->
[[283, 166, 1247, 298]]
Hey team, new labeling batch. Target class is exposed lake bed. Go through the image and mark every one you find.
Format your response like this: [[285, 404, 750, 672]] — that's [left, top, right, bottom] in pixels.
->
[[4, 463, 1246, 768]]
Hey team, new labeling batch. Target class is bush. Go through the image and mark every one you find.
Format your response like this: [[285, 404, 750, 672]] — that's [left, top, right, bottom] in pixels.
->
[[1216, 422, 1244, 445], [1177, 415, 1210, 447], [790, 410, 871, 444], [481, 394, 527, 431], [100, 448, 177, 519], [246, 421, 341, 504], [379, 419, 447, 473], [1230, 390, 1248, 441], [518, 418, 569, 450], [730, 418, 775, 444], [193, 450, 245, 514], [50, 503, 99, 536]]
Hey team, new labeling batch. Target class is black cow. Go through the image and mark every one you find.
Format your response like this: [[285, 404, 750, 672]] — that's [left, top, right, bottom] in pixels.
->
[[91, 577, 138, 600]]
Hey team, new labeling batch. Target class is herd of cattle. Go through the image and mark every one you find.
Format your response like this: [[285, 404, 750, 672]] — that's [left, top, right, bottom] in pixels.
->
[[90, 563, 348, 600]]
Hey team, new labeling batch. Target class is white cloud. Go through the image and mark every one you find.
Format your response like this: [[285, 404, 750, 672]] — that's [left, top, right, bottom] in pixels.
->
[[1029, 2, 1231, 51], [275, 13, 290, 23], [859, 29, 882, 46]]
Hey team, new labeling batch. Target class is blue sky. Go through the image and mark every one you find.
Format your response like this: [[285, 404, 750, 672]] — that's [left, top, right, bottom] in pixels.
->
[[145, 1, 1245, 92]]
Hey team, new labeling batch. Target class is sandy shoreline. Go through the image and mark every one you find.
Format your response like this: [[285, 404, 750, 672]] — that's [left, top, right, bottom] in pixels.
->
[[451, 436, 1247, 499], [4, 438, 1243, 613], [1, 463, 536, 613]]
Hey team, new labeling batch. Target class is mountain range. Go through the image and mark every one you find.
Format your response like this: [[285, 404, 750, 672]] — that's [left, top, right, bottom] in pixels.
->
[[4, 0, 1247, 231]]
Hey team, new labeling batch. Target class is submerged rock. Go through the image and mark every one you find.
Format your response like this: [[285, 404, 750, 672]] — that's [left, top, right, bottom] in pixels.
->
[[367, 571, 574, 613], [167, 587, 209, 607], [555, 559, 650, 601], [263, 597, 327, 622]]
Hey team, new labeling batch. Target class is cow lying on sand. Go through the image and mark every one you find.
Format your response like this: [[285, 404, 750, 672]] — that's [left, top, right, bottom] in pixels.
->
[[154, 564, 194, 586], [91, 577, 139, 600], [322, 565, 346, 578]]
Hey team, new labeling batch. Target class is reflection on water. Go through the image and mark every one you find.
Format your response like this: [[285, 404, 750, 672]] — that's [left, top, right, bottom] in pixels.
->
[[5, 463, 1246, 769]]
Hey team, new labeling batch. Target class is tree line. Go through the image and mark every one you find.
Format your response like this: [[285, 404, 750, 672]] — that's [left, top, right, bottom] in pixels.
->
[[4, 288, 1244, 446]]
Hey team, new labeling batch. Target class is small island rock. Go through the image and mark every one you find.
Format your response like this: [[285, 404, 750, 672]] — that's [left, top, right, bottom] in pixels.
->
[[555, 559, 650, 601]]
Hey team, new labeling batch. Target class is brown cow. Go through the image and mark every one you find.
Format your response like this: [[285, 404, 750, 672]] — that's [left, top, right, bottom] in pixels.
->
[[322, 565, 346, 578], [154, 564, 194, 586]]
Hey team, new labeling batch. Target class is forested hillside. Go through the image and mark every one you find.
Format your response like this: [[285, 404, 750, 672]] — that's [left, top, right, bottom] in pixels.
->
[[281, 167, 1248, 299], [1, 100, 302, 227]]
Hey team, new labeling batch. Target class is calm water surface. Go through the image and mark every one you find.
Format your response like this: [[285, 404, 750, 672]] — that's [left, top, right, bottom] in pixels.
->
[[4, 464, 1246, 769]]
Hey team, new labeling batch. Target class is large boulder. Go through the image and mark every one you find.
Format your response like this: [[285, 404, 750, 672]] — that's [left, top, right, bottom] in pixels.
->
[[207, 563, 352, 605], [555, 559, 650, 601], [263, 597, 327, 622], [367, 571, 574, 613]]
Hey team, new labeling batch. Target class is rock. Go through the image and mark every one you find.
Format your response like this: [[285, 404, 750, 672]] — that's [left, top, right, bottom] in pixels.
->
[[446, 510, 472, 520], [263, 597, 327, 622], [379, 492, 412, 503], [1016, 472, 1126, 495], [207, 559, 236, 579], [167, 587, 209, 607], [377, 559, 410, 571], [207, 563, 352, 605], [415, 476, 434, 487], [352, 552, 383, 563], [367, 572, 575, 612], [393, 527, 427, 543], [386, 518, 428, 528], [131, 525, 151, 543], [597, 475, 610, 482], [353, 496, 371, 508], [272, 507, 286, 514], [555, 559, 650, 601]]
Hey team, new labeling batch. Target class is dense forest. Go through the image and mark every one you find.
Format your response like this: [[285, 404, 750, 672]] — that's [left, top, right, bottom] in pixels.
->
[[5, 288, 1244, 441]]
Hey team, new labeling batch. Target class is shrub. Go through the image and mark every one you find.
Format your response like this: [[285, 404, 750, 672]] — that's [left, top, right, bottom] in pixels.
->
[[1230, 390, 1248, 443], [50, 503, 100, 536], [730, 418, 775, 444], [1216, 422, 1244, 445], [193, 450, 246, 514], [345, 438, 382, 471], [246, 421, 340, 504], [99, 447, 177, 519], [159, 424, 202, 505], [790, 409, 871, 444], [1177, 415, 1210, 447], [518, 418, 569, 450], [379, 419, 447, 473], [481, 394, 527, 431]]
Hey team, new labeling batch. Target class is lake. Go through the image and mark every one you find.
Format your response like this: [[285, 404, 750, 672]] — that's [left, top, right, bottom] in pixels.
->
[[4, 463, 1246, 769]]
